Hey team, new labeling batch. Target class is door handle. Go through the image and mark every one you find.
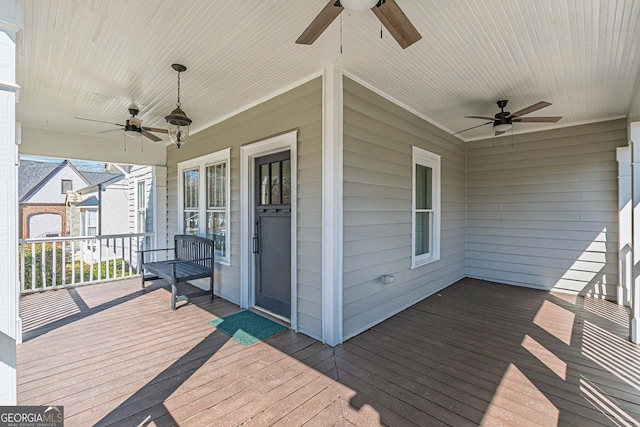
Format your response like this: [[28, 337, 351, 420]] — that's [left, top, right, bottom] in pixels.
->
[[253, 235, 259, 254]]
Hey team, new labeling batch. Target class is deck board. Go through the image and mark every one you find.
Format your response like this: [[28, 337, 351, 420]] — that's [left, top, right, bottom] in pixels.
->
[[17, 277, 640, 426]]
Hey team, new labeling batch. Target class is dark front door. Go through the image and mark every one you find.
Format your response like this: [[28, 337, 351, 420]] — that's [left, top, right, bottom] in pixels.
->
[[254, 151, 291, 318]]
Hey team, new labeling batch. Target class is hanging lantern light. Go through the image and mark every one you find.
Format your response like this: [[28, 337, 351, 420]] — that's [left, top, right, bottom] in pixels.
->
[[165, 64, 192, 148]]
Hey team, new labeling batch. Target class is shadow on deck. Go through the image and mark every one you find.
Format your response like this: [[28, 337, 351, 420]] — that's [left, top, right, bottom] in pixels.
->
[[17, 277, 640, 426]]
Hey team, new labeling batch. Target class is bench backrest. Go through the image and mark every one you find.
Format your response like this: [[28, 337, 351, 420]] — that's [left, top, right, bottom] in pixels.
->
[[174, 234, 214, 270]]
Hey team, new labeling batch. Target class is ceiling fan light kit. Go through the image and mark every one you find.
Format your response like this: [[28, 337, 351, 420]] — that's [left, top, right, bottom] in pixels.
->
[[165, 63, 192, 149], [340, 0, 378, 11], [493, 123, 512, 133]]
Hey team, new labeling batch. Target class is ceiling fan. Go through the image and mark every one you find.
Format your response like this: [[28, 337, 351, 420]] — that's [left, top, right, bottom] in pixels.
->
[[74, 106, 168, 142], [456, 100, 563, 137], [296, 0, 422, 49]]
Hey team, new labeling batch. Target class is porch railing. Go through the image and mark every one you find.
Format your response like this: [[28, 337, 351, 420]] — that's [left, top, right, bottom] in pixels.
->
[[19, 232, 155, 293]]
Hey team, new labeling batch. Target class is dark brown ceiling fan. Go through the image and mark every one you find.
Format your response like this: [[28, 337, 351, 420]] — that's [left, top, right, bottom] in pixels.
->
[[74, 105, 168, 142], [456, 100, 562, 137], [296, 0, 422, 49]]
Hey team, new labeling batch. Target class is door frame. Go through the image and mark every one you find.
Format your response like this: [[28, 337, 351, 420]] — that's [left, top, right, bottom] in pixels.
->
[[240, 130, 298, 330]]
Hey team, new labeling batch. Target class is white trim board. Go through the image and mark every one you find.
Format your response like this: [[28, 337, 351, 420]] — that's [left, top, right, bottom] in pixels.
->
[[240, 130, 298, 332], [322, 67, 344, 346]]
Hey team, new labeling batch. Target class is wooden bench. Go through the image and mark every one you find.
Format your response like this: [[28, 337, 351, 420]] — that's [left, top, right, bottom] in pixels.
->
[[139, 234, 215, 310]]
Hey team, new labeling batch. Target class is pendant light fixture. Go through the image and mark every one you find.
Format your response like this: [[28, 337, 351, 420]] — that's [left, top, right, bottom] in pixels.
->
[[165, 64, 192, 149]]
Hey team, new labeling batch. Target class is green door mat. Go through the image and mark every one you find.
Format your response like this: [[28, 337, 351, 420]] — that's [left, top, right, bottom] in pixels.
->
[[209, 310, 287, 346]]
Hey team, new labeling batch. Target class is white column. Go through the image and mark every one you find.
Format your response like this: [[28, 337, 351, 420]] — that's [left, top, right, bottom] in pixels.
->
[[0, 0, 22, 405], [617, 146, 632, 306], [631, 121, 640, 343], [322, 67, 343, 346]]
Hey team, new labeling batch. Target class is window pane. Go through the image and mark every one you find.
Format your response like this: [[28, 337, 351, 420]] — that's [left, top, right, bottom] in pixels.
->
[[207, 163, 226, 209], [207, 212, 226, 257], [415, 212, 431, 256], [137, 182, 145, 209], [183, 169, 199, 209], [138, 211, 146, 233], [260, 164, 269, 204], [416, 165, 432, 210], [271, 161, 280, 204], [87, 210, 97, 226], [61, 179, 73, 194], [282, 160, 291, 204], [184, 211, 199, 235]]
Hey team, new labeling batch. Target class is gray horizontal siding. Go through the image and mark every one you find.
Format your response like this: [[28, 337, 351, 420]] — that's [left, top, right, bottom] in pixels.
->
[[342, 77, 466, 339], [466, 119, 627, 299], [166, 78, 323, 339]]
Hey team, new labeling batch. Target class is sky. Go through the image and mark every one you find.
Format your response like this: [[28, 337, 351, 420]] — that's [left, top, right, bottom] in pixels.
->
[[20, 155, 109, 172]]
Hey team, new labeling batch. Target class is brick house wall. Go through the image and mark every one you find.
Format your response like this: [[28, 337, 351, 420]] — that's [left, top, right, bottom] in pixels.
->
[[20, 204, 67, 239]]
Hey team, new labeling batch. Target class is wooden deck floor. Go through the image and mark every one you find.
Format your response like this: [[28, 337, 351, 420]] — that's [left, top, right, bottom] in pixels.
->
[[17, 277, 640, 426]]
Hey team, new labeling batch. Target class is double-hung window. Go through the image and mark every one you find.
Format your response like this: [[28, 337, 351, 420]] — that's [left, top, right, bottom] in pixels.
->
[[178, 148, 230, 265], [82, 208, 98, 236], [136, 181, 146, 233], [412, 146, 441, 267]]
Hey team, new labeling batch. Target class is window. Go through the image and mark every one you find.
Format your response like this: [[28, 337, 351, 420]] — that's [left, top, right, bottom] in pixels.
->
[[81, 208, 98, 236], [178, 148, 231, 265], [412, 146, 441, 267], [137, 181, 146, 233], [61, 179, 73, 194]]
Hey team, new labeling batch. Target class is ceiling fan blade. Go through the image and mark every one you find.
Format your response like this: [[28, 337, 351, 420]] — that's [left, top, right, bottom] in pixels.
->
[[508, 101, 551, 118], [453, 121, 492, 135], [75, 117, 124, 127], [143, 126, 169, 134], [296, 1, 343, 45], [494, 130, 506, 136], [96, 128, 123, 134], [141, 131, 162, 142], [373, 0, 422, 49], [465, 115, 496, 121], [512, 116, 563, 123]]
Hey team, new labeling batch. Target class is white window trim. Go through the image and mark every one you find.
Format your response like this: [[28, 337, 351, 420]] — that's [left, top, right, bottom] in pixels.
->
[[412, 146, 441, 268], [177, 147, 231, 266]]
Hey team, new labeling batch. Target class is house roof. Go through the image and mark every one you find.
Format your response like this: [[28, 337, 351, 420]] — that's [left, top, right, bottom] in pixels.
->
[[75, 196, 99, 207], [80, 171, 124, 187], [76, 173, 126, 194], [19, 159, 123, 202], [18, 160, 62, 200], [15, 1, 640, 142]]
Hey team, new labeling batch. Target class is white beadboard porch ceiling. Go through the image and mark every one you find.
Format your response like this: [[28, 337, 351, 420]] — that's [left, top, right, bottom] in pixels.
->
[[16, 0, 640, 142]]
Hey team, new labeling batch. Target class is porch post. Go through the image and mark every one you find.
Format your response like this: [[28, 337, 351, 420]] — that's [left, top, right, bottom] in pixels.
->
[[0, 0, 22, 405], [617, 147, 631, 306], [631, 121, 640, 343], [321, 66, 344, 346]]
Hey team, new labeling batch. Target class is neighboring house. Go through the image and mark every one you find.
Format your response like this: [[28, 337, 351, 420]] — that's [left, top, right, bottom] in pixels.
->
[[19, 159, 90, 239], [66, 164, 155, 239], [67, 174, 127, 237], [19, 159, 124, 239]]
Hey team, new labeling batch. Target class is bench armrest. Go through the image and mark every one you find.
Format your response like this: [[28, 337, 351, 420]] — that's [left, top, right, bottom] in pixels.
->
[[137, 247, 175, 254]]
